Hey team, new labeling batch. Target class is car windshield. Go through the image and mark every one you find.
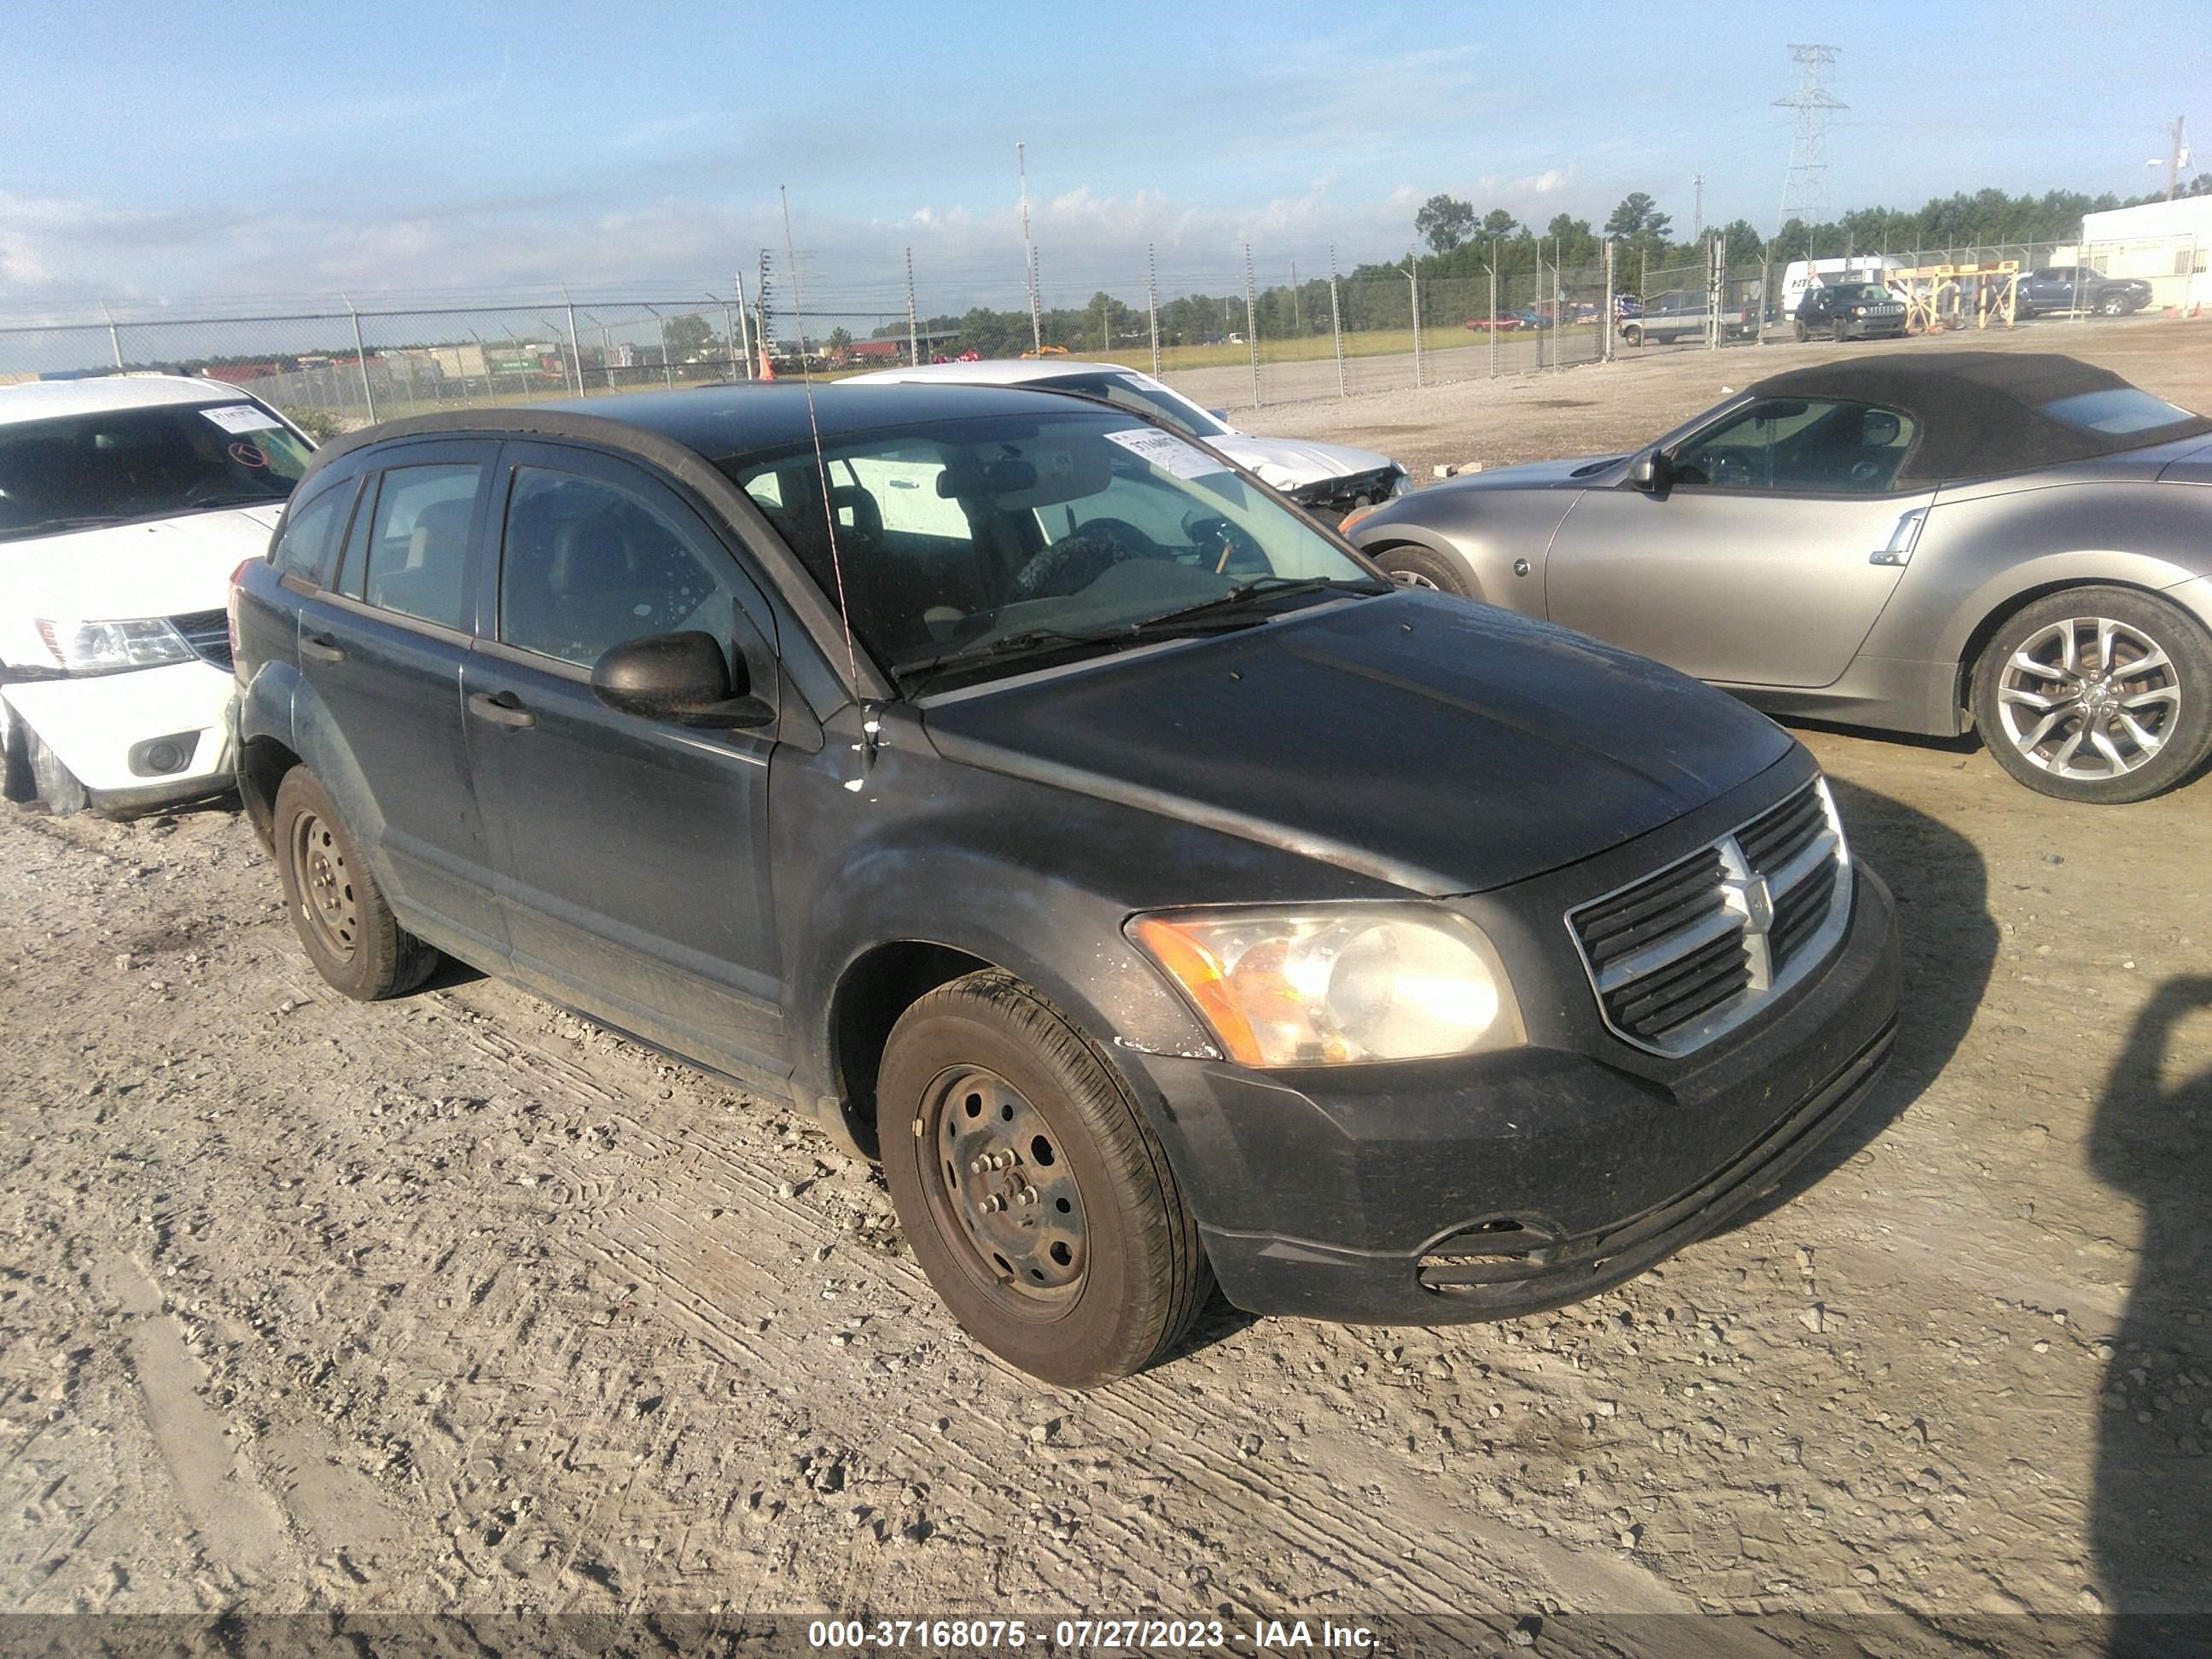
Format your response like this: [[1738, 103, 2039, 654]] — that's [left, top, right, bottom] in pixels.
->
[[2040, 387, 2198, 435], [1849, 285, 1893, 303], [0, 401, 312, 542], [722, 407, 1382, 689], [1039, 371, 1232, 439]]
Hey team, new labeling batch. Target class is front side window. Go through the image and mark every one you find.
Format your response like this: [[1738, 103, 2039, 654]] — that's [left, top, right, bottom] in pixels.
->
[[0, 400, 313, 543], [498, 468, 734, 670], [360, 463, 480, 630], [1671, 398, 1918, 494], [723, 409, 1382, 687]]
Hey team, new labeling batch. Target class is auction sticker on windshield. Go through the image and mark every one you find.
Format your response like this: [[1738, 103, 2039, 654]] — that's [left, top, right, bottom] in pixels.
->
[[1104, 426, 1228, 479], [200, 404, 284, 434]]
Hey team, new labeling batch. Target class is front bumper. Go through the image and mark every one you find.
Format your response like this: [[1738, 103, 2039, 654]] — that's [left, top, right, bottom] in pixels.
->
[[2, 659, 236, 806], [1840, 318, 1906, 339], [1126, 865, 1900, 1324]]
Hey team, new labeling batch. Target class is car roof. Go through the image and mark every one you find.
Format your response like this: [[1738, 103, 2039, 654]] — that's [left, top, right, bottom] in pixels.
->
[[496, 381, 1117, 461], [0, 373, 246, 427], [843, 358, 1141, 388], [1744, 352, 2212, 483]]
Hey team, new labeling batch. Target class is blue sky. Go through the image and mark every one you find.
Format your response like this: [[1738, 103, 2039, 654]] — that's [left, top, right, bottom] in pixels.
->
[[1, 0, 2201, 317]]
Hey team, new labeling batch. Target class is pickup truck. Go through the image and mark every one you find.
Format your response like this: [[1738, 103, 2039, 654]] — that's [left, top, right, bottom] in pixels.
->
[[2016, 267, 2154, 317], [1618, 289, 1758, 346]]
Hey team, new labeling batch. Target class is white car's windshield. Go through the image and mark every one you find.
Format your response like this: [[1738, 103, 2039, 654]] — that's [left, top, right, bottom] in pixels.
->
[[1039, 371, 1233, 440], [0, 402, 312, 543], [722, 407, 1382, 688]]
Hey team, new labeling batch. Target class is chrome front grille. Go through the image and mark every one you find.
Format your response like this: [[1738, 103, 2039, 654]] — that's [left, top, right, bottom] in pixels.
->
[[1566, 779, 1853, 1057], [171, 608, 232, 672]]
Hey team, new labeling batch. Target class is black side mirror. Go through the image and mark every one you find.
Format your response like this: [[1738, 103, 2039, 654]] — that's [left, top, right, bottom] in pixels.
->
[[1627, 451, 1670, 492], [591, 631, 774, 729]]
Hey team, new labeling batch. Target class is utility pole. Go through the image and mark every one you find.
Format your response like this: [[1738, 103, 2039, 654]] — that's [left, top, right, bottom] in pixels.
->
[[1147, 242, 1161, 379], [2159, 115, 2190, 201], [1691, 174, 1706, 242], [734, 270, 755, 379], [1290, 259, 1300, 335], [1017, 141, 1042, 353], [1774, 44, 1845, 237], [756, 250, 776, 371], [904, 247, 919, 367]]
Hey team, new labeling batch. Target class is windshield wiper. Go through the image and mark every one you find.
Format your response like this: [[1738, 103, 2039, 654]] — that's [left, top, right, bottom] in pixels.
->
[[896, 627, 1152, 691], [1126, 574, 1391, 632], [0, 514, 131, 540]]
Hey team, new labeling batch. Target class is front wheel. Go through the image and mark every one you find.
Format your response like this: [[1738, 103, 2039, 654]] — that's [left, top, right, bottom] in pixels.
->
[[1369, 543, 1473, 597], [2098, 293, 2128, 317], [876, 970, 1212, 1387], [1621, 325, 1643, 346], [1792, 320, 1810, 342], [1972, 586, 2212, 803]]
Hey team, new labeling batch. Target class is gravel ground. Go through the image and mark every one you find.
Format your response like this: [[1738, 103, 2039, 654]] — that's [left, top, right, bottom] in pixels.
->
[[3, 323, 2210, 1653]]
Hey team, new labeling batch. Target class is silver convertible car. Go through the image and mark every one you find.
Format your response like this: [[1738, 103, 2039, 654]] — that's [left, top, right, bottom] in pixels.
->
[[1342, 353, 2212, 803]]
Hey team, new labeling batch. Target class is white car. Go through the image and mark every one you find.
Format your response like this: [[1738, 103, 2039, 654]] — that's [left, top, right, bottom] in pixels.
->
[[0, 375, 315, 817], [842, 358, 1412, 519]]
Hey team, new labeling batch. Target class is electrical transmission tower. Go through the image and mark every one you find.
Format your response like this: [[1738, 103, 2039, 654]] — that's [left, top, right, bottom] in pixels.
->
[[1774, 44, 1846, 237]]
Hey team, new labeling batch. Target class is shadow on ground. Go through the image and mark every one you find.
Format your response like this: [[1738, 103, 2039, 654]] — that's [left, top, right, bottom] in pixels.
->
[[2088, 976, 2212, 1613]]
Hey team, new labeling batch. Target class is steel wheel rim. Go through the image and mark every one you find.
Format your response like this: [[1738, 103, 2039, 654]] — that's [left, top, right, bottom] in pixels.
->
[[919, 1066, 1088, 1317], [1997, 616, 2181, 781], [1390, 569, 1441, 591], [291, 810, 360, 960]]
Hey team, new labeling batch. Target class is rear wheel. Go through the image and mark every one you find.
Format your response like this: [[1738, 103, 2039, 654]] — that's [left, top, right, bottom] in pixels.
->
[[876, 970, 1211, 1387], [1973, 586, 2212, 803], [271, 768, 439, 998], [1370, 544, 1472, 597]]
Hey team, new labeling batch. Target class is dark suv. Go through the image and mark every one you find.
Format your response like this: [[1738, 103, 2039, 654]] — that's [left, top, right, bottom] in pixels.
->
[[229, 385, 1900, 1386], [2017, 266, 2153, 317], [1793, 282, 1907, 341]]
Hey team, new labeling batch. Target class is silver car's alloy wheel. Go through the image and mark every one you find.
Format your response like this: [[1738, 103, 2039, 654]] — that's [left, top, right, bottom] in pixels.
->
[[1996, 616, 2180, 780], [1390, 570, 1441, 591]]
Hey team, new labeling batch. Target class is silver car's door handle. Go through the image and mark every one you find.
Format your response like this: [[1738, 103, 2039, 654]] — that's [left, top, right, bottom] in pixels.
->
[[467, 690, 536, 729], [1870, 508, 1929, 568]]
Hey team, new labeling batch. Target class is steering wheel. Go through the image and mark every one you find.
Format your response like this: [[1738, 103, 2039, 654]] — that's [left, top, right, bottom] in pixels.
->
[[1181, 510, 1268, 575]]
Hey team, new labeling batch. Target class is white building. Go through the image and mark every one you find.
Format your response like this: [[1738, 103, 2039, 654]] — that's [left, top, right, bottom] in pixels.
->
[[2080, 195, 2212, 311]]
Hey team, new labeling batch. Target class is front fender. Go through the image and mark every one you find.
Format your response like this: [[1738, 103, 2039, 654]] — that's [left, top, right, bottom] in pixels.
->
[[1350, 492, 1571, 614]]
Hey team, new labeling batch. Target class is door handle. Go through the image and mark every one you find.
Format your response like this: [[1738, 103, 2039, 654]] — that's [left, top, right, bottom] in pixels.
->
[[467, 690, 537, 729], [300, 633, 346, 663], [1869, 507, 1929, 568]]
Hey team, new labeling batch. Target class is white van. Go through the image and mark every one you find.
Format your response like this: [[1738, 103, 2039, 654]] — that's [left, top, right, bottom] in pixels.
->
[[1778, 257, 1904, 319]]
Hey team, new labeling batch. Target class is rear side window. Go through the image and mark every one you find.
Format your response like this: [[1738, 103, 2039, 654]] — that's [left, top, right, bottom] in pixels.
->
[[361, 464, 480, 630], [272, 480, 356, 585]]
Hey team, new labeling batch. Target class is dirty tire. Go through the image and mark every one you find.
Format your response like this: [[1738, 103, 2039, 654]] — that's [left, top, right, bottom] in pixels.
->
[[1793, 320, 1810, 342], [2098, 292, 2127, 317], [271, 767, 439, 999], [877, 970, 1211, 1388], [23, 725, 88, 818], [1832, 317, 1850, 343], [1, 703, 31, 805], [1621, 324, 1643, 346], [1972, 585, 2212, 805], [1371, 544, 1473, 597]]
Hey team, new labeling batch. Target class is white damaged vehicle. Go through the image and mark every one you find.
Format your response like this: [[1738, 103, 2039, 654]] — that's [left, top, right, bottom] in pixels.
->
[[1, 375, 314, 816], [844, 358, 1412, 520]]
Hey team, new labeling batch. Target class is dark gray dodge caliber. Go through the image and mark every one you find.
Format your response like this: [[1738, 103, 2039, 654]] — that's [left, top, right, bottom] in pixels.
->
[[230, 383, 1901, 1387]]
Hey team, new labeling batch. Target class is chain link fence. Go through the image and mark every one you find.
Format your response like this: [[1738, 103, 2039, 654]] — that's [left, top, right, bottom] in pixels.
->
[[4, 230, 2203, 429]]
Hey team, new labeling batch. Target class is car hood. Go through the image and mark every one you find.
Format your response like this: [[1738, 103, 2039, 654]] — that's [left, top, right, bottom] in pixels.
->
[[1210, 434, 1399, 490], [920, 591, 1795, 896], [0, 505, 281, 621], [1428, 455, 1616, 493]]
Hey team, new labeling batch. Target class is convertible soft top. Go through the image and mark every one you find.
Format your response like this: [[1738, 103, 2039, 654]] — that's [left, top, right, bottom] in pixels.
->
[[1746, 352, 2212, 484]]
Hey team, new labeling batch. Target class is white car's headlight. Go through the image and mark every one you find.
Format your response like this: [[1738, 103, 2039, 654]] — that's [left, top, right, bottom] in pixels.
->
[[1388, 467, 1414, 498], [1127, 905, 1524, 1067], [36, 617, 196, 675]]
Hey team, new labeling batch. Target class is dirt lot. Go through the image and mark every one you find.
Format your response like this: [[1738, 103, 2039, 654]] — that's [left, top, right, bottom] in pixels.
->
[[3, 322, 2210, 1655]]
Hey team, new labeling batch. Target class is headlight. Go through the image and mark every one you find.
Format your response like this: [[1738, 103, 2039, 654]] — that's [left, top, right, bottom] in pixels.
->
[[1127, 905, 1525, 1067], [35, 617, 196, 675], [1388, 468, 1414, 498]]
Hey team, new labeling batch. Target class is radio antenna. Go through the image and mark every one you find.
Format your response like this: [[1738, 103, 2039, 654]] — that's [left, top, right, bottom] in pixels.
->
[[779, 184, 859, 688]]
